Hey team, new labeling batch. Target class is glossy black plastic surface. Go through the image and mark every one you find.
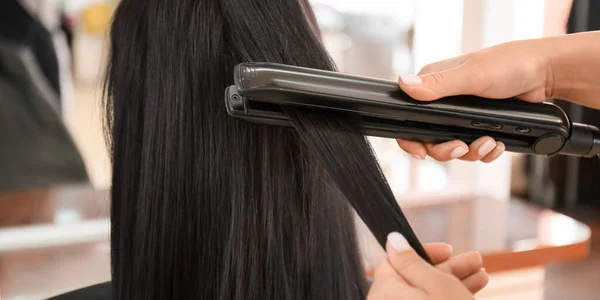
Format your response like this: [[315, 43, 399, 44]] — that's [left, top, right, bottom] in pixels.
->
[[226, 62, 600, 156]]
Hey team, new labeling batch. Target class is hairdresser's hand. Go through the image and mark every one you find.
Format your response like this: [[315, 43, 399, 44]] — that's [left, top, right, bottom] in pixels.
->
[[396, 39, 553, 162], [397, 31, 600, 161], [367, 233, 488, 300]]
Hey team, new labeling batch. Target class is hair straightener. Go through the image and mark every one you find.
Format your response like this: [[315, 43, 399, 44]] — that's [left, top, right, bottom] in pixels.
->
[[224, 62, 600, 158]]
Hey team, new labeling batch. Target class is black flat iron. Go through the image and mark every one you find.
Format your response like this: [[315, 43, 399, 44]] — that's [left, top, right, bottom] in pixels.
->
[[225, 62, 600, 157]]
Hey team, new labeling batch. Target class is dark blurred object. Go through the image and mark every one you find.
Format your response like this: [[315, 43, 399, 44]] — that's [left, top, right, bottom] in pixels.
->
[[548, 0, 600, 211], [0, 0, 88, 191], [60, 13, 75, 70], [0, 39, 89, 192], [48, 282, 111, 300], [0, 0, 61, 100], [60, 14, 74, 52]]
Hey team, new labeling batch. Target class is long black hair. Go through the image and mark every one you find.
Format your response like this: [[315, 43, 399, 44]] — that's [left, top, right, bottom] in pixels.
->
[[104, 0, 427, 299]]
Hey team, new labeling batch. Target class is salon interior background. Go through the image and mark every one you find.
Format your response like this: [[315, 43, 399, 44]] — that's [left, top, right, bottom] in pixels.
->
[[1, 0, 599, 299]]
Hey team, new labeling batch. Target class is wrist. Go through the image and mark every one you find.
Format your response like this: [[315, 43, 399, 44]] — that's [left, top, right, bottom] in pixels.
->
[[545, 31, 600, 106], [545, 34, 575, 100]]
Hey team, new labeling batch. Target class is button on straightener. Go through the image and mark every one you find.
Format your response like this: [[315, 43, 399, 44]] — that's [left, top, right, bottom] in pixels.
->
[[224, 62, 600, 158]]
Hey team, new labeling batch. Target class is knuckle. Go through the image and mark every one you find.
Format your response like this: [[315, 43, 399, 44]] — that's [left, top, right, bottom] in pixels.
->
[[427, 72, 447, 99], [429, 72, 445, 86], [419, 63, 435, 74], [459, 154, 478, 162], [396, 142, 410, 151], [426, 147, 452, 162], [431, 153, 452, 162]]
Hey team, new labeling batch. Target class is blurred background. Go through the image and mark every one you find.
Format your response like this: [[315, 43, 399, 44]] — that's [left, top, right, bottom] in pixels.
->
[[0, 0, 598, 299]]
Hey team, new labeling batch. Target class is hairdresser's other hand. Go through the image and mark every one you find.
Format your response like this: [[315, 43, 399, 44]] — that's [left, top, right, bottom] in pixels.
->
[[396, 39, 554, 162], [367, 233, 488, 300], [417, 242, 487, 294]]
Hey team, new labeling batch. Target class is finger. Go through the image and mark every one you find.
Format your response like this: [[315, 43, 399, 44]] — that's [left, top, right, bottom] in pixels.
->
[[418, 54, 471, 75], [386, 232, 444, 293], [397, 140, 427, 160], [377, 232, 413, 284], [398, 63, 480, 101], [400, 242, 454, 273], [423, 141, 469, 162], [423, 243, 453, 265], [434, 251, 483, 280], [462, 269, 489, 294], [480, 142, 506, 163], [458, 137, 497, 161], [516, 89, 547, 103]]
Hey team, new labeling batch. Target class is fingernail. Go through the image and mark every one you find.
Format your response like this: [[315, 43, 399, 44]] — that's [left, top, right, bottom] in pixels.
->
[[481, 268, 486, 272], [399, 74, 423, 86], [450, 147, 468, 159], [387, 232, 410, 252], [478, 140, 496, 156], [411, 154, 424, 160]]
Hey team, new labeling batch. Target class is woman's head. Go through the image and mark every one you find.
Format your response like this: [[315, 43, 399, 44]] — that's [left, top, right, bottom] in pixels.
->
[[105, 1, 425, 299]]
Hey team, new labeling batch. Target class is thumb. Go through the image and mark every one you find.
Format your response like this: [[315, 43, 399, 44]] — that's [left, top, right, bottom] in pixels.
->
[[386, 232, 444, 293], [398, 64, 479, 101]]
